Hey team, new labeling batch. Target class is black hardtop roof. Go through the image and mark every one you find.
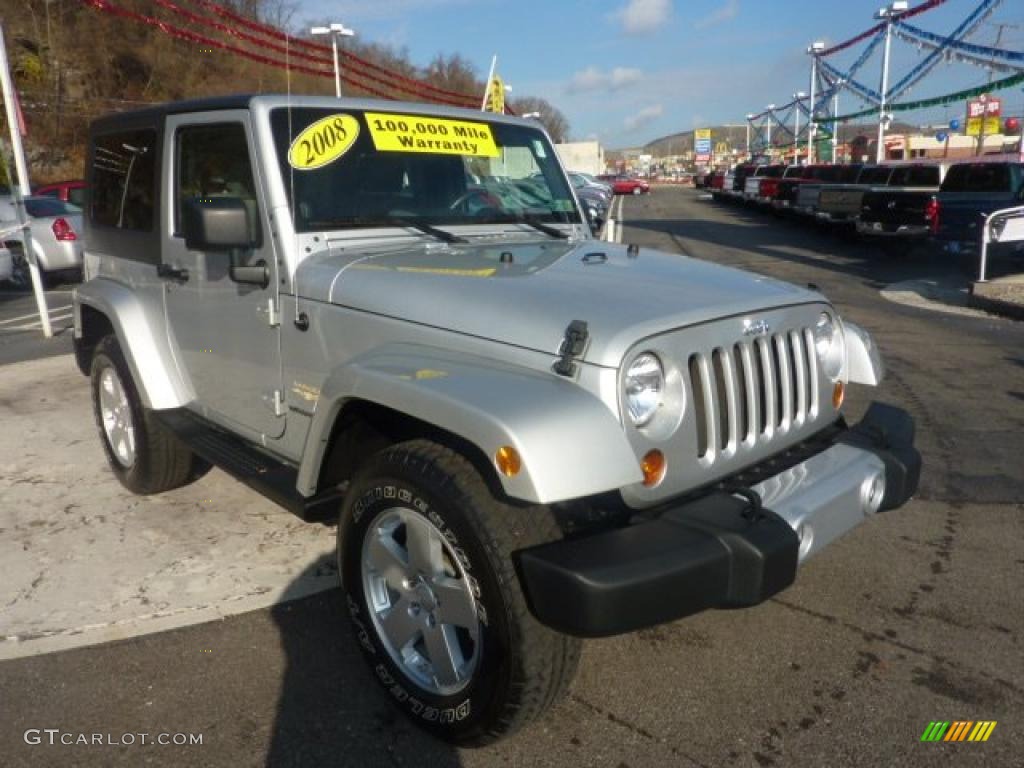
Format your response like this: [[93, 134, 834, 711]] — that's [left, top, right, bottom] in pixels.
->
[[89, 94, 256, 133]]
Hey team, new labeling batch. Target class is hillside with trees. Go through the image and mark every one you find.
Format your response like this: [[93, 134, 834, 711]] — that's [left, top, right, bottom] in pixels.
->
[[1, 0, 570, 185]]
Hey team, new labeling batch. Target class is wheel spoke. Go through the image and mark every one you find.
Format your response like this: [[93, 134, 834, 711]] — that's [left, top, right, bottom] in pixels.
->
[[423, 623, 462, 688], [380, 596, 421, 651], [433, 576, 478, 630], [366, 533, 411, 588], [405, 515, 444, 577]]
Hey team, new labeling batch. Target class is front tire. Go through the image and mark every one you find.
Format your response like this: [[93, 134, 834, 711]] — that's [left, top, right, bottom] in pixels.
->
[[90, 335, 200, 494], [339, 440, 580, 746]]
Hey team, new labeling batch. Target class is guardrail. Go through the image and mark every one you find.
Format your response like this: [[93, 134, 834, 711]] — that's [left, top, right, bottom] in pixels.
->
[[978, 205, 1024, 283]]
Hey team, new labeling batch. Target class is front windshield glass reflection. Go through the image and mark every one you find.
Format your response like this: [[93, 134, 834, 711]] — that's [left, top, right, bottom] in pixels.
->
[[270, 108, 580, 233]]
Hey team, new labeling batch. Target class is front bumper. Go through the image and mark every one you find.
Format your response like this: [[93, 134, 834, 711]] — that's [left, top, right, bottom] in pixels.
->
[[516, 402, 920, 637]]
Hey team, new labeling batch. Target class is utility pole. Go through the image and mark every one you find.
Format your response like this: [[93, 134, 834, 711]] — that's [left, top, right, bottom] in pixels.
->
[[807, 41, 824, 165], [745, 114, 753, 157], [310, 22, 355, 98], [0, 24, 51, 337], [876, 2, 908, 164], [766, 105, 775, 158]]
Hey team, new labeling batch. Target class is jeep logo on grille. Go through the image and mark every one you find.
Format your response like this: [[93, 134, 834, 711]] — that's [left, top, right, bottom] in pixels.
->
[[743, 319, 771, 337]]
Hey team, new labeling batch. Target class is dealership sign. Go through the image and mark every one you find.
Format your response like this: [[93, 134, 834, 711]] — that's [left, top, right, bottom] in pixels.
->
[[966, 96, 1001, 137], [695, 128, 712, 155]]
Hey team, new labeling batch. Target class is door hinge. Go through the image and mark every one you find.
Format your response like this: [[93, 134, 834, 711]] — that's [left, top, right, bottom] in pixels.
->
[[266, 297, 281, 327]]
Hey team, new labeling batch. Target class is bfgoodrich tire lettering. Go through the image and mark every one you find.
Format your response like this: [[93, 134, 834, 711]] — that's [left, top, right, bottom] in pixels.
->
[[89, 335, 200, 495], [339, 439, 580, 746]]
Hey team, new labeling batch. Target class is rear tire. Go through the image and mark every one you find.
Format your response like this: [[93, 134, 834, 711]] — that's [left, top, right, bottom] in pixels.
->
[[90, 335, 200, 494], [339, 439, 580, 746]]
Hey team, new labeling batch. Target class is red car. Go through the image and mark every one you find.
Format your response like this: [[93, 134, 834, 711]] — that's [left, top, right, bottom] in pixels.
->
[[34, 179, 86, 208], [598, 174, 650, 196]]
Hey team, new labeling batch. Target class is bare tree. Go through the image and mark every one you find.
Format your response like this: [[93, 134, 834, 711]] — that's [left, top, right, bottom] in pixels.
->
[[511, 96, 570, 143]]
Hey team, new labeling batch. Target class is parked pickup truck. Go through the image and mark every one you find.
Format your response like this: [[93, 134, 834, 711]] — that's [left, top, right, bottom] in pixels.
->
[[931, 161, 1024, 267], [793, 165, 843, 217], [815, 165, 889, 226], [743, 164, 783, 202], [759, 164, 804, 207], [73, 95, 920, 746], [772, 164, 830, 214], [856, 164, 946, 244]]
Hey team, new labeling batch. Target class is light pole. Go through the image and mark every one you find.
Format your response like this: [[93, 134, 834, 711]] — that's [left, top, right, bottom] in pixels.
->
[[793, 92, 806, 163], [745, 114, 754, 156], [875, 1, 907, 163], [311, 22, 355, 98], [806, 40, 825, 165], [832, 87, 840, 163], [766, 105, 776, 157]]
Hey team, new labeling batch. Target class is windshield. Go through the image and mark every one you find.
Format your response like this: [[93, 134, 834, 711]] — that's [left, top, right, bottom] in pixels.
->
[[270, 108, 580, 233]]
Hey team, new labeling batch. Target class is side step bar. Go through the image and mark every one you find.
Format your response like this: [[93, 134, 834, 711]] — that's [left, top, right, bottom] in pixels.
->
[[154, 409, 341, 522]]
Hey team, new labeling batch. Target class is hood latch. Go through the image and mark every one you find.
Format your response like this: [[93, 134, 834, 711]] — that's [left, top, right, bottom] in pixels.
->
[[553, 320, 589, 377]]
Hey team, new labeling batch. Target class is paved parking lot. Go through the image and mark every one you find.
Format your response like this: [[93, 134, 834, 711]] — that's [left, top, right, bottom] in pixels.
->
[[0, 288, 76, 365], [1, 188, 1021, 767]]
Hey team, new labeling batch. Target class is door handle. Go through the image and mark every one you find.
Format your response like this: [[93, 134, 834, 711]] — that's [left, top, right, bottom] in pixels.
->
[[157, 263, 190, 282]]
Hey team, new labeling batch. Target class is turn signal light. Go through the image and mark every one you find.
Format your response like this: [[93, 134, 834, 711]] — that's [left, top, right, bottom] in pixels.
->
[[640, 449, 666, 487], [832, 380, 845, 409], [494, 445, 522, 477]]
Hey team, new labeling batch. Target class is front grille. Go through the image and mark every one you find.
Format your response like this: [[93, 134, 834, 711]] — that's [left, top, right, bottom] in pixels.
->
[[687, 328, 819, 466]]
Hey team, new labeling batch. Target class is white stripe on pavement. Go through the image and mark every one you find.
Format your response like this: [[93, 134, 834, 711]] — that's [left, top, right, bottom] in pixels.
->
[[0, 305, 72, 326]]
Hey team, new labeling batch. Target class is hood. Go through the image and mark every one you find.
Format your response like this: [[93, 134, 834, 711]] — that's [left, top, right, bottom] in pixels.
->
[[294, 237, 820, 367]]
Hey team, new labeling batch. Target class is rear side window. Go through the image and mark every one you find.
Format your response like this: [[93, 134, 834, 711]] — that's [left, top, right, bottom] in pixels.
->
[[942, 164, 1010, 193], [25, 198, 78, 217], [68, 186, 86, 207], [91, 129, 157, 230], [859, 167, 891, 184], [906, 166, 939, 186], [888, 167, 910, 186]]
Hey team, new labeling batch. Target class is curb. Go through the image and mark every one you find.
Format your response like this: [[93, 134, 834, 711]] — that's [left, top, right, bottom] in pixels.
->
[[969, 281, 1024, 321]]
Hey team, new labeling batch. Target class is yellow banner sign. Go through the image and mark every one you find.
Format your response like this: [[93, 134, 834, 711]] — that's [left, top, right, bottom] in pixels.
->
[[288, 114, 360, 170], [365, 112, 499, 157], [487, 75, 505, 114], [695, 129, 712, 140], [966, 116, 1001, 136]]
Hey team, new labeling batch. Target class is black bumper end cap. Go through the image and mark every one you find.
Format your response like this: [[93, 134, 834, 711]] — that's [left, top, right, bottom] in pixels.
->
[[516, 493, 798, 638], [840, 402, 922, 511]]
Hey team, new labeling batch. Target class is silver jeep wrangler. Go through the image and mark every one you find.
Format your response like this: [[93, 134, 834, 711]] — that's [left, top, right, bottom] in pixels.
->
[[73, 95, 920, 745]]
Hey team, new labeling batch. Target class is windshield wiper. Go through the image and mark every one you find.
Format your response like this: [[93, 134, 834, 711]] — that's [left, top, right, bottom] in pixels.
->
[[384, 216, 467, 244], [513, 215, 570, 240]]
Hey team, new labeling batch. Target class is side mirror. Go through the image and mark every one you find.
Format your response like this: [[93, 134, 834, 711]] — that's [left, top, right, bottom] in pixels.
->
[[183, 197, 268, 288], [183, 197, 259, 252]]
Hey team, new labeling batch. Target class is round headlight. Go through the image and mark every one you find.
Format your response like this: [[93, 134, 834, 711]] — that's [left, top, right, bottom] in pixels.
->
[[813, 312, 844, 381], [625, 353, 664, 427]]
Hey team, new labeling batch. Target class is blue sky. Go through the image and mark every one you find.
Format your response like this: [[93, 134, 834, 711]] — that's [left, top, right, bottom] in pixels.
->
[[297, 0, 1024, 147]]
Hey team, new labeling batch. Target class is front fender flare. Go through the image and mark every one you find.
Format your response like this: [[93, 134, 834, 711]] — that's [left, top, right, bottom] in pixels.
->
[[74, 279, 194, 409], [297, 345, 642, 504]]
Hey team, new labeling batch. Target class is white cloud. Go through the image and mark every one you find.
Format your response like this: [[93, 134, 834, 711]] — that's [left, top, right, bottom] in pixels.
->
[[624, 104, 664, 131], [567, 66, 643, 93], [694, 0, 739, 30], [614, 0, 672, 35], [611, 67, 643, 88]]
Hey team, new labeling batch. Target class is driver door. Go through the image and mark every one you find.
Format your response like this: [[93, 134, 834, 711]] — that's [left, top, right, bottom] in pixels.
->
[[161, 112, 284, 439]]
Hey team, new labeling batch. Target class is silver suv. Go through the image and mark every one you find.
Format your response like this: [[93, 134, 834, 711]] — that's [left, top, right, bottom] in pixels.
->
[[73, 95, 920, 745]]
